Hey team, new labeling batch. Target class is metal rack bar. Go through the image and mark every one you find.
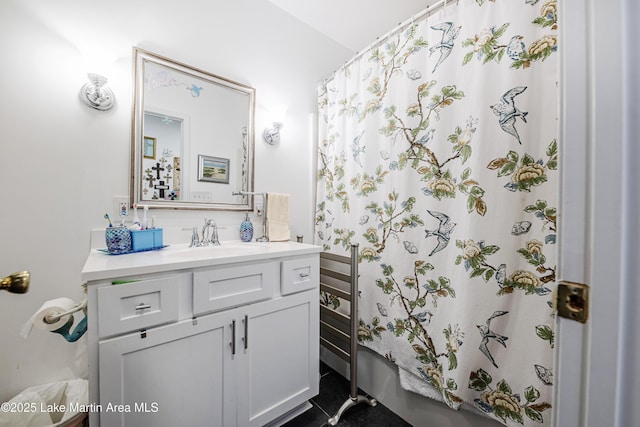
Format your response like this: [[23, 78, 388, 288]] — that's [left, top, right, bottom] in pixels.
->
[[320, 243, 377, 425]]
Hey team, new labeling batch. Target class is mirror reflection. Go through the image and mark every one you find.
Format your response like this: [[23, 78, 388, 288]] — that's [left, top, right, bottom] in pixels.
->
[[142, 112, 182, 200], [132, 48, 255, 210]]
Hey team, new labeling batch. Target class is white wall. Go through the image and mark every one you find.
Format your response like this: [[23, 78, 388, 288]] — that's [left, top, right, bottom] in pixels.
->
[[0, 0, 351, 402]]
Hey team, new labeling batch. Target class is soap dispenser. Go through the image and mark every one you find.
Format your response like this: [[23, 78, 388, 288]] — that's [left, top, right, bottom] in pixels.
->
[[240, 213, 254, 242]]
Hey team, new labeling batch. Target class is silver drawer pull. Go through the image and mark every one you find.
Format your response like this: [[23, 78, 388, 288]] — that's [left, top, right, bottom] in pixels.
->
[[243, 315, 248, 350], [299, 272, 310, 279], [231, 320, 236, 355], [135, 303, 152, 311]]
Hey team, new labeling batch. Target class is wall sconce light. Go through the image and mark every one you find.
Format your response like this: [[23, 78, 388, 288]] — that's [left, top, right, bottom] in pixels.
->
[[80, 73, 115, 111], [263, 122, 283, 145], [0, 271, 30, 294], [263, 104, 287, 145]]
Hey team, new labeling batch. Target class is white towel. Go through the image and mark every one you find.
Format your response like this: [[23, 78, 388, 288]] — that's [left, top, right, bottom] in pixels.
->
[[266, 193, 290, 241], [397, 366, 496, 420], [397, 366, 445, 403]]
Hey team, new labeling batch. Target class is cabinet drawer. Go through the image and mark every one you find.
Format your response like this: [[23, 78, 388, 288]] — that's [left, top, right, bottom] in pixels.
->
[[193, 262, 277, 316], [97, 276, 179, 338], [281, 256, 319, 295]]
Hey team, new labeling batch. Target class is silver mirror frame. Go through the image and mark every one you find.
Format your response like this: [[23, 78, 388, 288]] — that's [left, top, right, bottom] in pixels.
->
[[131, 47, 255, 211]]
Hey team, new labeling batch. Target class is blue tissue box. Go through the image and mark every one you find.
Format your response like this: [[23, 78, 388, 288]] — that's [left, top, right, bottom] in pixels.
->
[[130, 228, 163, 251]]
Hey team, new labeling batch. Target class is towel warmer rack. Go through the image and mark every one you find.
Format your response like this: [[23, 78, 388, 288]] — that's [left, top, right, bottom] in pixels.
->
[[320, 243, 377, 425]]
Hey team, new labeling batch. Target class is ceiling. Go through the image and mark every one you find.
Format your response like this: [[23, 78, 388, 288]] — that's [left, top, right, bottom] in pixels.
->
[[267, 0, 440, 52]]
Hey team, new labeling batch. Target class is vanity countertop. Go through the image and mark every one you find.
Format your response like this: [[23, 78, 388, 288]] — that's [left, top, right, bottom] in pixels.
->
[[81, 241, 322, 282]]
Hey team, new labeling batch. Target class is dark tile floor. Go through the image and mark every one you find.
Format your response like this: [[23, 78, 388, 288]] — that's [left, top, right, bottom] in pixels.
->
[[282, 362, 412, 427]]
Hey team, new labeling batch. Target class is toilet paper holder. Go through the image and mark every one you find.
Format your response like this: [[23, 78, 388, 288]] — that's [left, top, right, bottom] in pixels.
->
[[43, 298, 88, 343], [21, 284, 89, 342], [43, 298, 87, 324], [42, 283, 88, 343]]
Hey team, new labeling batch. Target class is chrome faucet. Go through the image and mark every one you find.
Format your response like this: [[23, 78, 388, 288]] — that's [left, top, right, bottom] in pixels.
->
[[190, 227, 200, 247], [190, 218, 220, 247], [208, 219, 220, 245]]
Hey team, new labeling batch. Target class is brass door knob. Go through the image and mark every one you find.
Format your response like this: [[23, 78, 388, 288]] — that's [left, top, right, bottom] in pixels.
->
[[0, 271, 30, 294]]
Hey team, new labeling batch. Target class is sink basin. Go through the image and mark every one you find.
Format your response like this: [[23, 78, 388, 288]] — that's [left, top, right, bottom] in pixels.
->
[[166, 241, 270, 259]]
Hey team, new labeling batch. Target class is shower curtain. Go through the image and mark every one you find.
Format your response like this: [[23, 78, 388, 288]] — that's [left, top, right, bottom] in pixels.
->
[[315, 1, 558, 425]]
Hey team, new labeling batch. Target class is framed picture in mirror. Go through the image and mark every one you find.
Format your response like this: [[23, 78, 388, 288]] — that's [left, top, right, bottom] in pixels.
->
[[198, 155, 230, 184], [143, 136, 156, 159]]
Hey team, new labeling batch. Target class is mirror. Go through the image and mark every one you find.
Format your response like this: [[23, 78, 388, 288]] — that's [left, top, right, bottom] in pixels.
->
[[131, 48, 255, 210]]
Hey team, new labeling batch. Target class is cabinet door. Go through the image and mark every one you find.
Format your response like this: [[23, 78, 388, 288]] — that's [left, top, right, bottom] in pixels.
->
[[238, 290, 319, 427], [99, 312, 237, 427]]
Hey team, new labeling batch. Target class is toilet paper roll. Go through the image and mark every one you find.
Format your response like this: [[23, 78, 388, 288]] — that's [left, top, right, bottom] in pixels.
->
[[20, 297, 76, 339]]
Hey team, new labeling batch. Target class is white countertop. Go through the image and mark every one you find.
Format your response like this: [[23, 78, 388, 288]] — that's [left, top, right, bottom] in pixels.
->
[[81, 241, 322, 282]]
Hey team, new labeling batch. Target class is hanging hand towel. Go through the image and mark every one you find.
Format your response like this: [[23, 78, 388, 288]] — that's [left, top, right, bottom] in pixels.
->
[[266, 193, 290, 242]]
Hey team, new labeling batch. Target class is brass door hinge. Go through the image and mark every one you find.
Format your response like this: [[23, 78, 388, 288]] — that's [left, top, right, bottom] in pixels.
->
[[557, 281, 589, 323]]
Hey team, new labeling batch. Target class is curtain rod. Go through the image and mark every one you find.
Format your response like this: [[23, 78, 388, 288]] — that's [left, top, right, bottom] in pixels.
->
[[324, 0, 451, 83]]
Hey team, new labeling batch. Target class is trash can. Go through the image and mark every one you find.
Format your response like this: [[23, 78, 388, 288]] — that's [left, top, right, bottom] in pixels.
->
[[0, 379, 88, 427]]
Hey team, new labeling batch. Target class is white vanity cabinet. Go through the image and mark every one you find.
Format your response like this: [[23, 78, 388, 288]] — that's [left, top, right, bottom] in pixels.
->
[[82, 242, 321, 427]]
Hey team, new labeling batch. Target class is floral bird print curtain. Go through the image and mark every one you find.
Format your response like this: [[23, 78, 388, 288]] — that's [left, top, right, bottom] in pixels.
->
[[315, 1, 558, 425]]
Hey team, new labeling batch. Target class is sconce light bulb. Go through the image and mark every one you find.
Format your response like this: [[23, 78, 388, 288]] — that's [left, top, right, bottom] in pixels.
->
[[263, 122, 283, 145], [80, 73, 115, 111]]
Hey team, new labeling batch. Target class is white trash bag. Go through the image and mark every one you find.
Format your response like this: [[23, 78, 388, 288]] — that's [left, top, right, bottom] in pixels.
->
[[0, 379, 87, 427]]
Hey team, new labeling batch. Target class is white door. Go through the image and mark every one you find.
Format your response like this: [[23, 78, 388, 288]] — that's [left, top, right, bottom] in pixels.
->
[[555, 1, 639, 426]]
